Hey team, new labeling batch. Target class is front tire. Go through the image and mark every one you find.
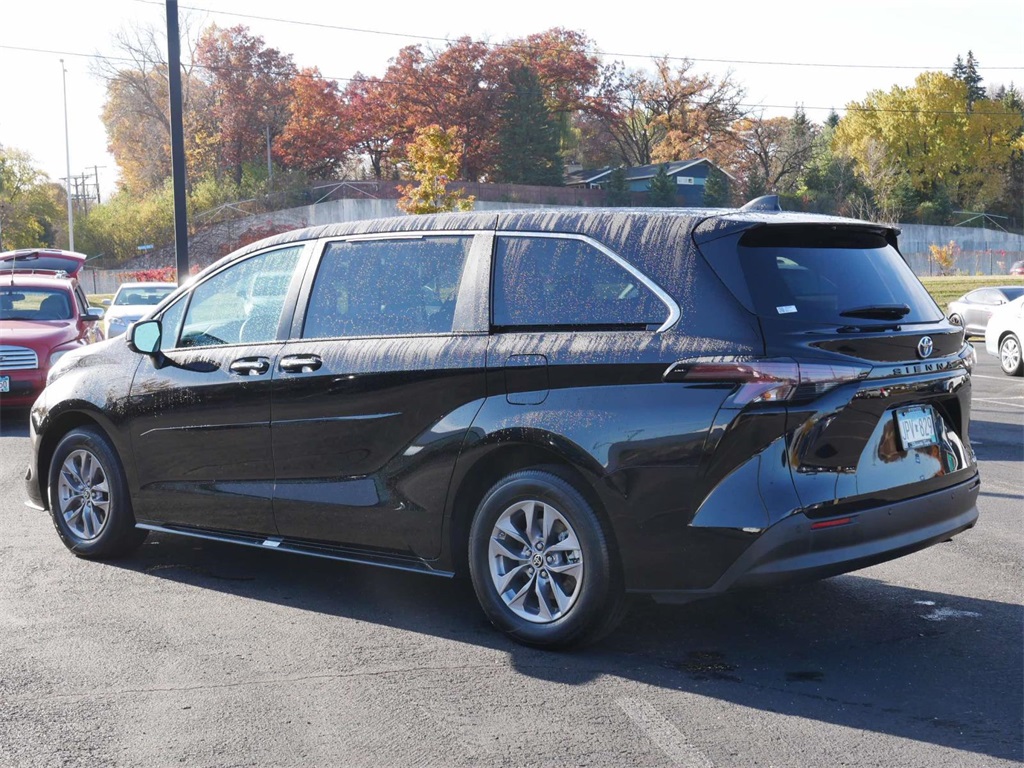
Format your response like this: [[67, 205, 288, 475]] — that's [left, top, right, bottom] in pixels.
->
[[999, 333, 1023, 376], [48, 427, 147, 558], [468, 470, 624, 649]]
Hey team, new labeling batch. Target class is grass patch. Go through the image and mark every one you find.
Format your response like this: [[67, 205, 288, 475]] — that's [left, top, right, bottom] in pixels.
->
[[88, 294, 113, 308], [919, 276, 1024, 309]]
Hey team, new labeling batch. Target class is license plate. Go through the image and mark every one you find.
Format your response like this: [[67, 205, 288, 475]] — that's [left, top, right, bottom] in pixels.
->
[[895, 405, 937, 450], [0, 376, 9, 393]]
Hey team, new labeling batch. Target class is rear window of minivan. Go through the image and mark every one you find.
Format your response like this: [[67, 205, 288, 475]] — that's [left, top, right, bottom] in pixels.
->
[[735, 226, 943, 324]]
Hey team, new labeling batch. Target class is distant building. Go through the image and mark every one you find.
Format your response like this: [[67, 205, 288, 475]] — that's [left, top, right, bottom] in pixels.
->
[[564, 159, 733, 207]]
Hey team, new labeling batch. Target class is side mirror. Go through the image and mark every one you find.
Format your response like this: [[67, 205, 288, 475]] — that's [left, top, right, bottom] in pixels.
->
[[101, 298, 112, 306], [129, 319, 162, 354], [83, 307, 104, 322]]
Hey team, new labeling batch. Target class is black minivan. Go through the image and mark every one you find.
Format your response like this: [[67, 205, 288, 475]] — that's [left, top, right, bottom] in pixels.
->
[[27, 203, 980, 648]]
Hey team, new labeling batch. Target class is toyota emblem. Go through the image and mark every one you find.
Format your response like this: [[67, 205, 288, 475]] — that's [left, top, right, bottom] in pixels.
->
[[917, 336, 934, 359]]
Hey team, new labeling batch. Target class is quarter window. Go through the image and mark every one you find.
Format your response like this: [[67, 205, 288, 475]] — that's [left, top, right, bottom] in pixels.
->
[[492, 235, 666, 329], [177, 246, 303, 348], [303, 236, 472, 338]]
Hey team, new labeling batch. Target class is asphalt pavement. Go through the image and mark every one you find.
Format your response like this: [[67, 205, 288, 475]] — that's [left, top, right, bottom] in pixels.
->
[[0, 349, 1020, 768]]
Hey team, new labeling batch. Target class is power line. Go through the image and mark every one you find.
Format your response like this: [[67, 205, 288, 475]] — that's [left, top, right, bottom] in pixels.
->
[[133, 0, 1024, 72], [2, 41, 1021, 119]]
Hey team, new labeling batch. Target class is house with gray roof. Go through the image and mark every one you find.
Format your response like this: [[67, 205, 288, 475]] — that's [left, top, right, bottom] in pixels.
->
[[564, 159, 733, 207]]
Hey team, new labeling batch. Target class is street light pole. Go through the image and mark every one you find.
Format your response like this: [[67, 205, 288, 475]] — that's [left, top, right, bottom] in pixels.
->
[[60, 59, 75, 251], [165, 0, 189, 284]]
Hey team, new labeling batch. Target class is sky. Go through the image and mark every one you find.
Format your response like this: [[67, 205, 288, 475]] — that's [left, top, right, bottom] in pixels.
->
[[1, 0, 1022, 199]]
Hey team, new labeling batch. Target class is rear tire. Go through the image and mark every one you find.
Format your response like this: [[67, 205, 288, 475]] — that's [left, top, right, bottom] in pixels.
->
[[48, 427, 148, 559], [948, 313, 963, 327], [468, 470, 625, 649], [999, 333, 1023, 376]]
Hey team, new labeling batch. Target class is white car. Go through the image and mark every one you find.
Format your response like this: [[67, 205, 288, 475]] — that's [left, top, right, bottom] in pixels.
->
[[984, 294, 1024, 376], [102, 282, 177, 338]]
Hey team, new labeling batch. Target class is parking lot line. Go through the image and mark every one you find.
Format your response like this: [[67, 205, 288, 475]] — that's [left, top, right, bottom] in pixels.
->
[[617, 696, 714, 767]]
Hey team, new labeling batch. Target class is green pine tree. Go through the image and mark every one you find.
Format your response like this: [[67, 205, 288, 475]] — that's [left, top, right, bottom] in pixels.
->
[[605, 166, 630, 206], [702, 167, 729, 207], [964, 51, 986, 107], [647, 163, 676, 206], [493, 66, 564, 186]]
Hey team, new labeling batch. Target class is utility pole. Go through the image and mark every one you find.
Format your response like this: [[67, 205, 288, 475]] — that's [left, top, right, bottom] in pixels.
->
[[166, 0, 189, 284], [60, 59, 74, 251]]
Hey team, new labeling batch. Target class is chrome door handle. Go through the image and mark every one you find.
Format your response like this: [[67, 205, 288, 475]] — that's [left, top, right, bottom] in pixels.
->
[[279, 354, 323, 373], [229, 357, 271, 376]]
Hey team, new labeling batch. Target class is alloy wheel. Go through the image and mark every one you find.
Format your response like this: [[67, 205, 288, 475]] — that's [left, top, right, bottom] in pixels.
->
[[57, 449, 111, 541], [487, 500, 584, 623]]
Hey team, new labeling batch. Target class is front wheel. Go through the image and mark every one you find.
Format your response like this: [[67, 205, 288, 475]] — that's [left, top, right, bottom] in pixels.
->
[[48, 427, 148, 558], [468, 470, 625, 649], [1000, 333, 1023, 376]]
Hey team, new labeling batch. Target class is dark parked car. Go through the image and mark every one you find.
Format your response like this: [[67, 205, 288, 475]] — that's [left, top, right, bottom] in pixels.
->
[[26, 203, 980, 648], [946, 285, 1024, 337]]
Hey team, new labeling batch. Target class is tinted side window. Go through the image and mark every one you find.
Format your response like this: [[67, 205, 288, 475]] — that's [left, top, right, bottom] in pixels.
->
[[303, 236, 472, 338], [492, 235, 666, 329], [177, 246, 303, 348]]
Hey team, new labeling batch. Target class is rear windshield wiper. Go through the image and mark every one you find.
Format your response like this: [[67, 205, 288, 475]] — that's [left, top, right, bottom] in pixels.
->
[[839, 304, 911, 320]]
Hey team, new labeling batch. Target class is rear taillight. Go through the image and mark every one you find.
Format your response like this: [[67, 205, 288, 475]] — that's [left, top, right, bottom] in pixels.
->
[[959, 343, 977, 372], [666, 358, 870, 406]]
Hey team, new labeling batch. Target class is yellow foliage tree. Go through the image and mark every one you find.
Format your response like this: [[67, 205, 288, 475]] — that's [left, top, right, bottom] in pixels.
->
[[397, 125, 475, 215], [834, 73, 1022, 211], [928, 241, 960, 276]]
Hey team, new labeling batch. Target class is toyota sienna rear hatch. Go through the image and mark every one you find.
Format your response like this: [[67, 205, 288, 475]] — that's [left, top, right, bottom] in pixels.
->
[[693, 219, 977, 520]]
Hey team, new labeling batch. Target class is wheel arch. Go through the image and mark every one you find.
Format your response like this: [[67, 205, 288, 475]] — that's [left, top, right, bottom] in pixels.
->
[[36, 409, 119, 510], [445, 437, 622, 580]]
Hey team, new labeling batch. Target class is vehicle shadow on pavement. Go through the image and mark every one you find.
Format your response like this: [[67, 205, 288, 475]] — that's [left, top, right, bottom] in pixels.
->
[[0, 408, 31, 437], [108, 532, 1023, 763], [970, 419, 1024, 463]]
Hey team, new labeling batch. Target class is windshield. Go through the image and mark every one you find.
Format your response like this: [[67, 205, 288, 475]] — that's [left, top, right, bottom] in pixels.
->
[[114, 286, 175, 306], [737, 228, 943, 324], [0, 287, 75, 320]]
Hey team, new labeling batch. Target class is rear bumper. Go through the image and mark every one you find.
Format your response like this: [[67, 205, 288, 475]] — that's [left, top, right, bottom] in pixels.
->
[[647, 473, 980, 603]]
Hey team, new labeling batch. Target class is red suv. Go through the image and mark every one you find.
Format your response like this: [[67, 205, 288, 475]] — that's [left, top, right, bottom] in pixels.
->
[[0, 249, 104, 407]]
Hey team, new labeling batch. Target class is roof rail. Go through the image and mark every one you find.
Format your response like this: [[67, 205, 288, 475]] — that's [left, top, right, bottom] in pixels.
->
[[740, 194, 783, 212]]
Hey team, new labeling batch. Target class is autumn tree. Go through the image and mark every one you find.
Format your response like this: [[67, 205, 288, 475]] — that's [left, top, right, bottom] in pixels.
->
[[586, 57, 744, 167], [385, 39, 503, 181], [730, 110, 816, 197], [397, 126, 475, 214], [341, 74, 408, 179], [834, 72, 1023, 217], [196, 24, 297, 186], [494, 66, 564, 185], [276, 68, 350, 179], [97, 20, 215, 194], [0, 146, 63, 249]]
